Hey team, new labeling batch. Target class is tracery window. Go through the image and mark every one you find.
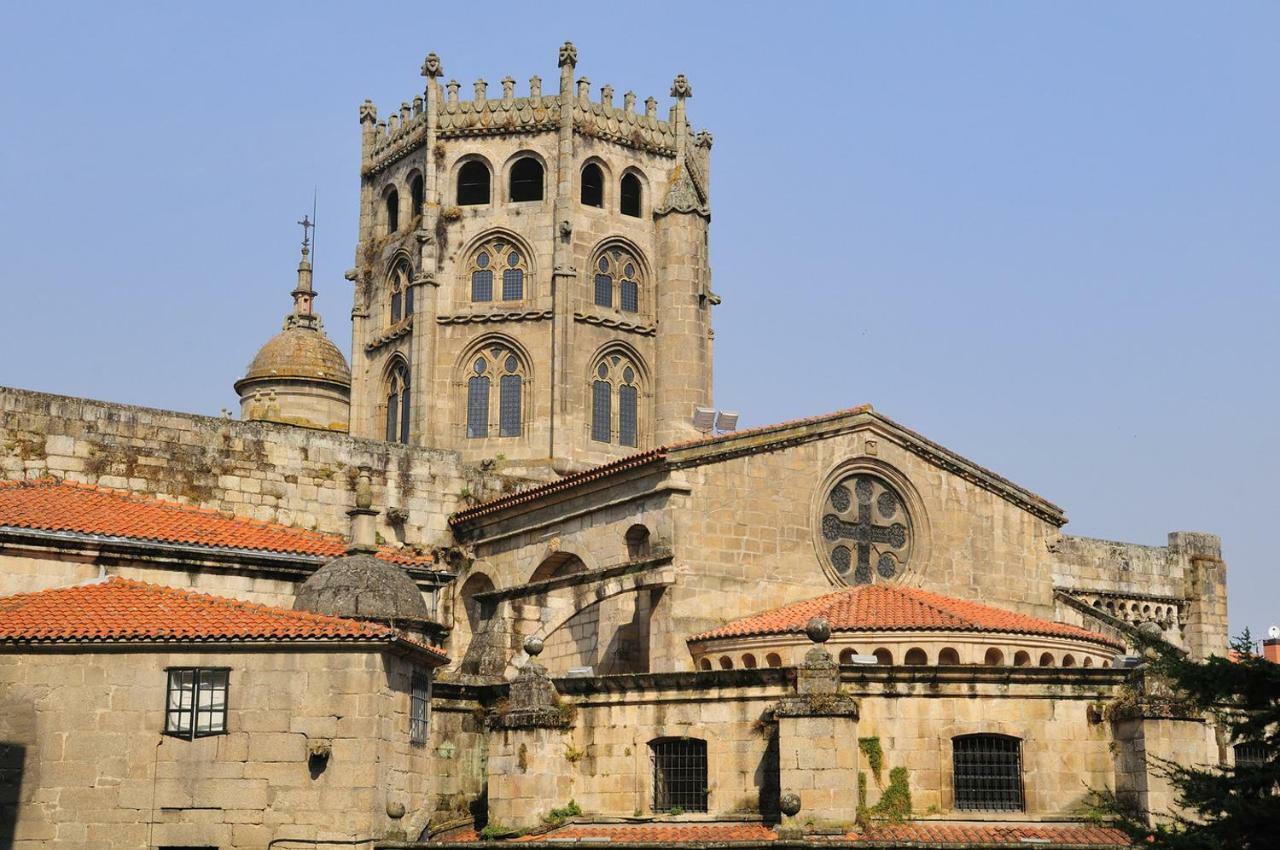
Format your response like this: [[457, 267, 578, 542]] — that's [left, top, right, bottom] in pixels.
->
[[620, 172, 642, 217], [469, 237, 528, 303], [590, 353, 642, 447], [457, 161, 491, 206], [592, 246, 643, 313], [386, 360, 411, 444], [465, 344, 526, 439], [819, 473, 912, 585], [650, 738, 707, 813], [953, 734, 1024, 811], [388, 264, 414, 324]]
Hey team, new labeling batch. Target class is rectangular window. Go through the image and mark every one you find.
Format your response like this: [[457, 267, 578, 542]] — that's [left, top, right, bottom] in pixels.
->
[[410, 670, 431, 746], [472, 269, 493, 302], [499, 375, 522, 437], [650, 738, 707, 813], [165, 668, 229, 739], [619, 385, 638, 447], [467, 376, 490, 439], [591, 381, 611, 442], [953, 735, 1024, 811], [502, 268, 524, 301], [620, 279, 638, 313], [594, 273, 612, 308], [1235, 742, 1268, 767]]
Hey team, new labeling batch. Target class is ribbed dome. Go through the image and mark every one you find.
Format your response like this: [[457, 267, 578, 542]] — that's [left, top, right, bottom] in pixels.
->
[[293, 553, 430, 626], [240, 327, 351, 387]]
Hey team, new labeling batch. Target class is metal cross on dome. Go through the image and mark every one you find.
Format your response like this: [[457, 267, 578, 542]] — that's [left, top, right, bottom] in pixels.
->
[[297, 214, 314, 252], [822, 476, 909, 584]]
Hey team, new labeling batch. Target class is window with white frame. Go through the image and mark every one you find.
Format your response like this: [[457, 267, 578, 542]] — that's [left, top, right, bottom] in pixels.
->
[[165, 668, 229, 739]]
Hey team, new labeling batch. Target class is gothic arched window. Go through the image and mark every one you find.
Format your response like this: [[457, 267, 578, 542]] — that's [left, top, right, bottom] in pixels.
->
[[388, 264, 413, 324], [592, 246, 643, 313], [457, 161, 491, 206], [581, 163, 604, 208], [384, 188, 400, 234], [590, 353, 642, 447], [385, 361, 410, 444], [509, 157, 544, 202], [465, 344, 526, 439], [620, 172, 642, 217], [468, 237, 528, 303], [409, 173, 424, 218]]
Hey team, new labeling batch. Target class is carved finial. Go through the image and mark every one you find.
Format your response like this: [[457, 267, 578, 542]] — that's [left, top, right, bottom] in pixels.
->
[[600, 84, 614, 107], [354, 467, 374, 510], [529, 75, 542, 98], [558, 41, 577, 68], [412, 95, 423, 115], [576, 77, 590, 100], [623, 91, 636, 113], [473, 79, 487, 102], [358, 99, 377, 124], [670, 74, 692, 99], [696, 129, 714, 149], [501, 76, 515, 99], [644, 96, 657, 118], [420, 52, 443, 78], [446, 80, 460, 106]]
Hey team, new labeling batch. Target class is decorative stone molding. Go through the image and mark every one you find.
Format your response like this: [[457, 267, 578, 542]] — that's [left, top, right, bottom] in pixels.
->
[[486, 639, 573, 730], [558, 41, 577, 68], [655, 165, 708, 216], [363, 316, 413, 352], [572, 311, 655, 336], [435, 309, 552, 326]]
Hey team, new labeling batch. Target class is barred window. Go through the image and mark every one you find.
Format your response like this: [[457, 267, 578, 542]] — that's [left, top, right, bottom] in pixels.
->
[[465, 345, 526, 440], [650, 738, 707, 813], [591, 355, 643, 447], [953, 734, 1024, 811], [592, 380, 611, 442], [457, 160, 491, 206], [621, 173, 642, 217], [500, 374, 522, 437], [619, 384, 638, 447], [410, 670, 431, 746], [165, 668, 229, 739], [386, 361, 411, 444], [1235, 741, 1268, 767], [591, 247, 643, 313]]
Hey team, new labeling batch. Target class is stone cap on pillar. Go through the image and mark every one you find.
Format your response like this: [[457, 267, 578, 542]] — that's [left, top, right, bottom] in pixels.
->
[[487, 636, 574, 729]]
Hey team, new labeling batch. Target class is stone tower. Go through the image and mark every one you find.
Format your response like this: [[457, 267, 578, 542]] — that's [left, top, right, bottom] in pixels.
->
[[346, 43, 716, 472], [235, 225, 352, 431]]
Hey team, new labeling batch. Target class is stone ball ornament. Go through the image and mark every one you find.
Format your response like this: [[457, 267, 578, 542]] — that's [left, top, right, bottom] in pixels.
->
[[779, 791, 802, 817], [524, 635, 545, 657], [805, 617, 832, 644]]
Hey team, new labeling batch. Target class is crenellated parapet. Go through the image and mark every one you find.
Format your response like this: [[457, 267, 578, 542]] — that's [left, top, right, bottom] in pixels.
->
[[362, 44, 698, 177]]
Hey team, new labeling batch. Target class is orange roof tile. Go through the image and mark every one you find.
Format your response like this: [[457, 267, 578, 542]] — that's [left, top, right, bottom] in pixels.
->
[[689, 584, 1123, 649], [0, 576, 446, 658], [0, 478, 430, 567], [442, 821, 1129, 846]]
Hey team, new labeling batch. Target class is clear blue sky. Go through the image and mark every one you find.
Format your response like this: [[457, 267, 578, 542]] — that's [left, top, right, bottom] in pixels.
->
[[2, 3, 1276, 637]]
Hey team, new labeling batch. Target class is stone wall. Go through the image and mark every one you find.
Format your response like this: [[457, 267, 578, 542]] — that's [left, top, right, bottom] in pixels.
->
[[0, 385, 503, 549], [0, 644, 441, 849]]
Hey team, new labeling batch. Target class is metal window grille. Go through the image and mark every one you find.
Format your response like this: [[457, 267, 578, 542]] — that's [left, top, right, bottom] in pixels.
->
[[502, 268, 523, 301], [472, 269, 493, 301], [953, 734, 1024, 811], [386, 392, 399, 442], [650, 738, 707, 812], [591, 380, 612, 442], [620, 279, 638, 313], [499, 375, 522, 437], [1235, 742, 1268, 767], [165, 668, 229, 739], [399, 385, 411, 444], [410, 670, 431, 746], [594, 273, 613, 308], [467, 376, 490, 438], [619, 384, 638, 447]]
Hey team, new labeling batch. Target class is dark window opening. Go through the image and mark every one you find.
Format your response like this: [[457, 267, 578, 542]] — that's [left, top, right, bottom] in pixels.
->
[[953, 734, 1024, 812], [581, 163, 604, 207], [457, 161, 491, 206], [591, 380, 611, 442], [165, 668, 229, 739], [409, 174, 424, 217], [509, 157, 544, 202], [385, 189, 400, 234], [625, 524, 651, 559], [1235, 741, 1268, 767], [620, 173, 642, 217], [410, 670, 430, 746], [650, 738, 708, 813]]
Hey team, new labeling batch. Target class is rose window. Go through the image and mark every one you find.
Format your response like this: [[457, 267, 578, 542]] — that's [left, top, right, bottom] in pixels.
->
[[820, 474, 912, 584]]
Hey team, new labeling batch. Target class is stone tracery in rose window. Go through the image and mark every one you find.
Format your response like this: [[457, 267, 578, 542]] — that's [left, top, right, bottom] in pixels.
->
[[819, 474, 912, 585]]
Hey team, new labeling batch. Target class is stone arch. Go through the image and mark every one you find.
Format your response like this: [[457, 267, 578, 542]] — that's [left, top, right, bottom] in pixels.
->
[[528, 551, 588, 584], [741, 653, 758, 669], [718, 655, 733, 670], [384, 252, 415, 325], [619, 166, 648, 218], [1013, 650, 1031, 667], [452, 154, 493, 206], [381, 182, 401, 234], [625, 524, 652, 559], [765, 652, 782, 668], [502, 150, 548, 203], [459, 572, 496, 635], [838, 647, 857, 664], [579, 156, 612, 208], [1062, 654, 1076, 667], [698, 657, 712, 671], [587, 236, 654, 311], [904, 647, 928, 666], [873, 648, 893, 665], [587, 340, 651, 449], [1039, 652, 1056, 667], [457, 229, 537, 302], [983, 647, 1004, 666], [406, 168, 425, 218], [382, 354, 411, 444], [938, 647, 961, 665]]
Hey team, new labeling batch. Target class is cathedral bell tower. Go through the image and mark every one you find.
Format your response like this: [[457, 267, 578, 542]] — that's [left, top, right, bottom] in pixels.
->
[[346, 43, 716, 472]]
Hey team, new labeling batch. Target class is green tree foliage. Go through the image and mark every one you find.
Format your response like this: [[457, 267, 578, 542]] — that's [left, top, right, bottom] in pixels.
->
[[1111, 631, 1279, 849]]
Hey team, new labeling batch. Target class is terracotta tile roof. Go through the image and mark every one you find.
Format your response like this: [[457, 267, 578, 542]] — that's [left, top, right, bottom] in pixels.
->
[[688, 584, 1123, 649], [441, 821, 1129, 846], [0, 576, 447, 658], [0, 478, 430, 567]]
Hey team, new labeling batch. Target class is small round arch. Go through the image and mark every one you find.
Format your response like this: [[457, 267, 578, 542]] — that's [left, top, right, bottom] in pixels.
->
[[528, 551, 586, 584], [1082, 656, 1094, 668], [620, 169, 644, 217], [698, 657, 712, 671], [625, 524, 652, 559], [1039, 652, 1056, 667], [873, 648, 893, 665], [904, 647, 928, 666], [382, 184, 401, 234], [741, 653, 758, 669], [983, 648, 1004, 666], [1062, 654, 1077, 668], [407, 170, 425, 218], [455, 158, 492, 206], [765, 652, 782, 668], [718, 656, 733, 670], [838, 648, 857, 665], [580, 161, 605, 208], [938, 647, 961, 665], [459, 572, 496, 634]]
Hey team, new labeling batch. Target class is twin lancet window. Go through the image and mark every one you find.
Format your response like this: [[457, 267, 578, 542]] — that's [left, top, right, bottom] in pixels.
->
[[389, 265, 414, 324], [467, 345, 525, 439], [592, 354, 640, 447], [593, 247, 641, 312], [580, 164, 643, 218], [470, 239, 526, 303], [386, 361, 411, 444]]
